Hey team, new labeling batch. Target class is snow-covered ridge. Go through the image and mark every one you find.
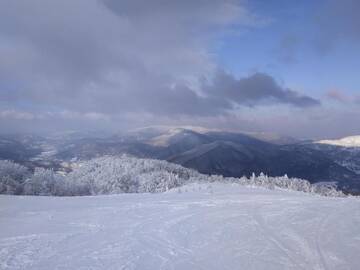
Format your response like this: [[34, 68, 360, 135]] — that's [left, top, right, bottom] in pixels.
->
[[0, 156, 344, 197], [317, 136, 360, 147], [130, 125, 218, 135]]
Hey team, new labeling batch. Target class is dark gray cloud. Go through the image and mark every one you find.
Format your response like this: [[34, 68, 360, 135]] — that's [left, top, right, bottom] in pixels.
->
[[205, 71, 320, 108]]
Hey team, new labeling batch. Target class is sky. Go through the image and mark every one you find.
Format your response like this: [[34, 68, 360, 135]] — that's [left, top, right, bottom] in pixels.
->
[[0, 0, 359, 139]]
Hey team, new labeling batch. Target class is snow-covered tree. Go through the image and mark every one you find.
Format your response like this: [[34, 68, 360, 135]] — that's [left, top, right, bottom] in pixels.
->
[[0, 160, 30, 195], [0, 156, 345, 197], [24, 168, 65, 196]]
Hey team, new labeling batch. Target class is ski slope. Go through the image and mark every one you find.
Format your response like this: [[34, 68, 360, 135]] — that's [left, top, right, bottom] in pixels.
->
[[0, 183, 359, 270]]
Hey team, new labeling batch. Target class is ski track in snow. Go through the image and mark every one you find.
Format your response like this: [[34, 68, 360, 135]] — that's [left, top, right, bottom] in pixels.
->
[[0, 184, 359, 270]]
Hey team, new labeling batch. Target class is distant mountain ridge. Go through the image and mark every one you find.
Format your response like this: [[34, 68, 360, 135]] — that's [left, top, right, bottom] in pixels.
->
[[0, 127, 360, 194], [305, 137, 360, 177]]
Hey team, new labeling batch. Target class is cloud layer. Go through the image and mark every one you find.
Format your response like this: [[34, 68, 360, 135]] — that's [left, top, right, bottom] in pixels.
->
[[0, 0, 338, 137], [0, 0, 318, 115]]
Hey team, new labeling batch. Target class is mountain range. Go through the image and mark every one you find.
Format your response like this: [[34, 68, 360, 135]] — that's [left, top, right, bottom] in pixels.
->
[[1, 127, 360, 194]]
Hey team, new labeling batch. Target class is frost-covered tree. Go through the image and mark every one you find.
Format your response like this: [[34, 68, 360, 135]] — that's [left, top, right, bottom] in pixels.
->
[[24, 168, 65, 196], [0, 156, 345, 197], [0, 160, 30, 194], [64, 155, 195, 195]]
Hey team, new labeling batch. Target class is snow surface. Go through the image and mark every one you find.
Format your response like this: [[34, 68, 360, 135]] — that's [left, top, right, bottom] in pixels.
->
[[317, 136, 360, 147], [1, 183, 359, 270]]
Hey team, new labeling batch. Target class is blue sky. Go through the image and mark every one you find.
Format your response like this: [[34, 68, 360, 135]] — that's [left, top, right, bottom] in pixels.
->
[[216, 0, 360, 98]]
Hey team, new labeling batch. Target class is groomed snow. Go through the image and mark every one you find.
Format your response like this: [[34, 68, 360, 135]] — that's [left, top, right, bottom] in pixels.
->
[[1, 183, 359, 270]]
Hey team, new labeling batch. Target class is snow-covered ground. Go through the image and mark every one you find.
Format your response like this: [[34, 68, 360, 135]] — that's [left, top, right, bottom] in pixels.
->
[[317, 136, 360, 147], [1, 183, 359, 270]]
